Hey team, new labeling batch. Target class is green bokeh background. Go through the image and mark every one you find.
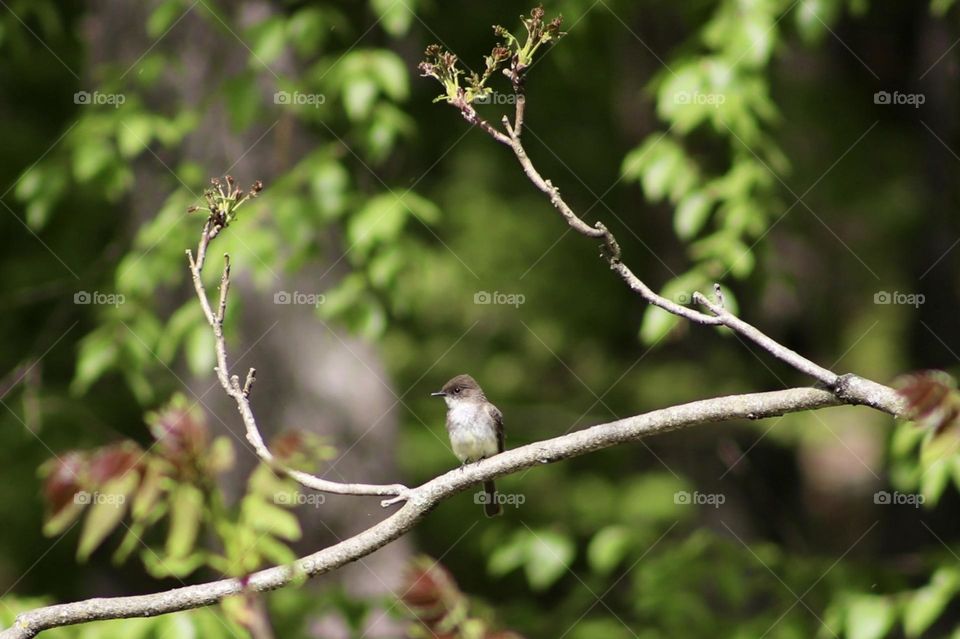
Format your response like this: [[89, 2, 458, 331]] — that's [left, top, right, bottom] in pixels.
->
[[1, 1, 960, 637]]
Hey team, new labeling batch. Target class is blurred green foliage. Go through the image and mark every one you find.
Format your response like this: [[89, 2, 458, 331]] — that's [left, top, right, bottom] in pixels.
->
[[3, 0, 960, 638]]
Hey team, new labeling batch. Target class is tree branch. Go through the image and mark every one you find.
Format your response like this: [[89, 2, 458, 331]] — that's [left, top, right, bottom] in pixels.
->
[[456, 89, 904, 416], [4, 25, 912, 635], [185, 207, 411, 501], [4, 385, 893, 639]]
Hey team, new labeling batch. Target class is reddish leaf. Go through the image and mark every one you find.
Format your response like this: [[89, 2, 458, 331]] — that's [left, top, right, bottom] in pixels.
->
[[40, 451, 88, 516]]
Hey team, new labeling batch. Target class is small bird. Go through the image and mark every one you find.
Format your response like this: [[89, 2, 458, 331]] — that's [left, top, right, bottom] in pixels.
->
[[431, 374, 504, 517]]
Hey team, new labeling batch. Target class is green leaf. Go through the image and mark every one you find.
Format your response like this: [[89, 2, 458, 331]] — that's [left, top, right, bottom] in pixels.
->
[[185, 323, 215, 378], [118, 114, 153, 158], [14, 166, 45, 202], [166, 484, 204, 558], [402, 191, 440, 223], [354, 298, 387, 339], [242, 496, 302, 541], [370, 51, 409, 100], [621, 136, 694, 203], [343, 76, 379, 121], [674, 192, 713, 239], [846, 595, 896, 639], [248, 463, 295, 499], [488, 531, 527, 577], [287, 7, 328, 57], [143, 551, 207, 579], [346, 193, 408, 256], [371, 0, 413, 37], [207, 436, 235, 474], [25, 199, 52, 229], [891, 422, 925, 458], [920, 432, 957, 505], [157, 302, 203, 364], [310, 159, 350, 219], [365, 103, 414, 162], [72, 327, 120, 396], [567, 619, 633, 639], [147, 0, 185, 39], [657, 64, 710, 134], [368, 247, 405, 288], [73, 142, 115, 182], [796, 0, 842, 45], [113, 518, 148, 565], [131, 461, 165, 521], [43, 500, 86, 537], [932, 0, 958, 16], [639, 307, 679, 346], [77, 472, 139, 561], [248, 16, 286, 66], [587, 526, 633, 575], [318, 273, 365, 318], [256, 534, 298, 567], [904, 569, 960, 637], [638, 273, 707, 345], [524, 529, 575, 591]]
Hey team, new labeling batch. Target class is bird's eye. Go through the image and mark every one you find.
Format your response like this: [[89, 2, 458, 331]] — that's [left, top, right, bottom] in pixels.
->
[[453, 386, 461, 394]]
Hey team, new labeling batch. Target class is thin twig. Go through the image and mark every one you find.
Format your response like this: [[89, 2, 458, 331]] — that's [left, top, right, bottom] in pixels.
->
[[692, 290, 837, 386], [463, 95, 901, 400], [185, 224, 410, 500]]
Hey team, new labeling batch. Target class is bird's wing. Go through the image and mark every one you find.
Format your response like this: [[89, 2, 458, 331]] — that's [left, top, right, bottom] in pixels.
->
[[488, 403, 505, 453]]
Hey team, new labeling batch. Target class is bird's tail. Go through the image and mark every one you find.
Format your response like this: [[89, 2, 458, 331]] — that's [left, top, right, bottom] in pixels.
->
[[484, 480, 502, 517]]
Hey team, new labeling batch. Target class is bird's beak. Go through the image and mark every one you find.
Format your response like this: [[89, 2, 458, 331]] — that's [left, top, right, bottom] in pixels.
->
[[430, 391, 445, 397]]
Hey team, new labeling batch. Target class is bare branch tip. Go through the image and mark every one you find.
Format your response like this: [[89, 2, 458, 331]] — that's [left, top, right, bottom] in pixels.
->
[[243, 368, 257, 397], [712, 282, 725, 308]]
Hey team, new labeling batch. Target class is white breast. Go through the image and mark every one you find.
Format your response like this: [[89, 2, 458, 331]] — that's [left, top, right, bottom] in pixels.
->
[[446, 402, 498, 463]]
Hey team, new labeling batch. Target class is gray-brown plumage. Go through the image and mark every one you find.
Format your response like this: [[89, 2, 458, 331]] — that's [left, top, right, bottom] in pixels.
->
[[431, 374, 504, 517]]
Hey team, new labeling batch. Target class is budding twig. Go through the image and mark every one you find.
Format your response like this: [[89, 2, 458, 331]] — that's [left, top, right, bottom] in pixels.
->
[[184, 179, 411, 500]]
